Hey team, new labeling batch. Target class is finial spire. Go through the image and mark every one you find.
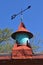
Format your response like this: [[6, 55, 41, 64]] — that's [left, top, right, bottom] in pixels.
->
[[20, 9, 23, 22]]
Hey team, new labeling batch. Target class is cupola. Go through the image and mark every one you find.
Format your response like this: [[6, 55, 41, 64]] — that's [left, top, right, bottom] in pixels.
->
[[11, 22, 33, 46]]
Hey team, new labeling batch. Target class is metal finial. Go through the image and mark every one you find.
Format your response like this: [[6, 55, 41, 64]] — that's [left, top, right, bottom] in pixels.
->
[[20, 9, 23, 22]]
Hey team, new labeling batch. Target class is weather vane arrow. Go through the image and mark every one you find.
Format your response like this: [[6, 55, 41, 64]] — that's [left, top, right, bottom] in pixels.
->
[[11, 5, 31, 20]]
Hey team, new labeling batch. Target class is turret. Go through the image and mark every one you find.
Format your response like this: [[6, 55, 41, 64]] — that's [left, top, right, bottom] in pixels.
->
[[11, 22, 33, 59]]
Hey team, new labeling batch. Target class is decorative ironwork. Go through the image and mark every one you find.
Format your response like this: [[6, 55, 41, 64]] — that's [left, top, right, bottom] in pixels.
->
[[11, 6, 31, 20]]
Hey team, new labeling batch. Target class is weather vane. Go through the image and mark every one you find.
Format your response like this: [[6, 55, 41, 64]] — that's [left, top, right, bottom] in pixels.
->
[[11, 5, 31, 20]]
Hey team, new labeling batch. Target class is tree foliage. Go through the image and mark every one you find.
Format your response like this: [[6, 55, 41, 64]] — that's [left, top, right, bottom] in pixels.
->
[[0, 28, 14, 53], [0, 28, 12, 43], [0, 43, 13, 53], [30, 33, 43, 54]]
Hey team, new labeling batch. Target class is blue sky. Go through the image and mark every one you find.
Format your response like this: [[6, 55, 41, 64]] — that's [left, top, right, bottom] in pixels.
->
[[0, 0, 43, 53]]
